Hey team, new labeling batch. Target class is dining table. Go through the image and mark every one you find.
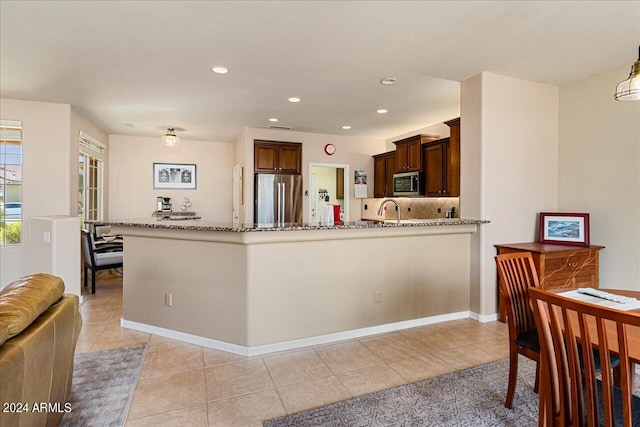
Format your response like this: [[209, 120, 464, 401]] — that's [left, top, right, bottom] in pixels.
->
[[551, 288, 640, 388]]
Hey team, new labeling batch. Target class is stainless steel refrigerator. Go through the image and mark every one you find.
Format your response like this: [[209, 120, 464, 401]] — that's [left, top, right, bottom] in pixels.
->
[[254, 174, 303, 225]]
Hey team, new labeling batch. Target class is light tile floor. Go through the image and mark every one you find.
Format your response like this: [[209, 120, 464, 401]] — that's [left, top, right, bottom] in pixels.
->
[[78, 271, 510, 427]]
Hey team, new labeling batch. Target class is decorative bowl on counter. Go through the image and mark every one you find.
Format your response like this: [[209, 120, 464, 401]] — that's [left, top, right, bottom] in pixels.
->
[[102, 233, 117, 242]]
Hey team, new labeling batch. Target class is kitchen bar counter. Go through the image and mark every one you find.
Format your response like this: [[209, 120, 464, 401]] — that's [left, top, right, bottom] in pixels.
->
[[105, 217, 485, 355], [92, 217, 486, 232]]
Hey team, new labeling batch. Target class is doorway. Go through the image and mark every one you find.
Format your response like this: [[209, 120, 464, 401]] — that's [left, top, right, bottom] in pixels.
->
[[308, 163, 349, 223]]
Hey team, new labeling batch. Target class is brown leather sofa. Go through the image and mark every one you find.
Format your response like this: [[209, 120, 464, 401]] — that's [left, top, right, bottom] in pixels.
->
[[0, 273, 82, 427]]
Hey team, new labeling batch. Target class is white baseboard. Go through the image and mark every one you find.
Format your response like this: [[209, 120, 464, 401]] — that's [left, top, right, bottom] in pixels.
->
[[470, 311, 499, 323], [121, 318, 249, 355], [121, 310, 471, 357]]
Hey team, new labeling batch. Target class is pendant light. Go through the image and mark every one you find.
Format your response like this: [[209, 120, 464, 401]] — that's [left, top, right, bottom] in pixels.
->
[[614, 45, 640, 101], [161, 128, 181, 148]]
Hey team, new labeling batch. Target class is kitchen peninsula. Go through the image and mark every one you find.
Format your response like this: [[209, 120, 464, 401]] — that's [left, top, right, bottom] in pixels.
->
[[104, 218, 486, 356]]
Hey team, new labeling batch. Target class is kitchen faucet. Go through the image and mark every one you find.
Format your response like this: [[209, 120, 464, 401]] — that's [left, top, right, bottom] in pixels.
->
[[377, 198, 401, 224]]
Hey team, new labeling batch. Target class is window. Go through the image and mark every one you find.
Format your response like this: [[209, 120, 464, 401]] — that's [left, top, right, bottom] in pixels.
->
[[0, 120, 23, 246], [78, 132, 104, 223]]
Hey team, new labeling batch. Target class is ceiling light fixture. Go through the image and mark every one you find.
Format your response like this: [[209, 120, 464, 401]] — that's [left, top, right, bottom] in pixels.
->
[[161, 128, 181, 148], [288, 97, 301, 103], [376, 109, 388, 114], [269, 118, 279, 122], [212, 66, 229, 74], [380, 78, 397, 85], [342, 125, 352, 130], [615, 45, 640, 101]]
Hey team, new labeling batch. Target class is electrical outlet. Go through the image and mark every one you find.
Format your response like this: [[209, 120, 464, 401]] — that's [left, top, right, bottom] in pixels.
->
[[374, 291, 382, 303], [165, 293, 173, 307], [42, 232, 51, 244]]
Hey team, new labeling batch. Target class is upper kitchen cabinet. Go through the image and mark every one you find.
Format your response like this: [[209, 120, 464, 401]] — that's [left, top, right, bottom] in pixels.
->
[[393, 136, 422, 172], [373, 151, 396, 198], [423, 118, 460, 197], [423, 140, 450, 196], [254, 141, 302, 174], [393, 134, 440, 173]]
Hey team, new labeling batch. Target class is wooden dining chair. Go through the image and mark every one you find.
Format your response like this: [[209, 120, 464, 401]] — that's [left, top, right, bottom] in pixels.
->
[[495, 252, 541, 408], [529, 287, 640, 426]]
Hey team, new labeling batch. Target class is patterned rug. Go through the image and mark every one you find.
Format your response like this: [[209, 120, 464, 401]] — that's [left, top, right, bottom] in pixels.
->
[[265, 357, 540, 427], [265, 357, 640, 427], [61, 344, 147, 427]]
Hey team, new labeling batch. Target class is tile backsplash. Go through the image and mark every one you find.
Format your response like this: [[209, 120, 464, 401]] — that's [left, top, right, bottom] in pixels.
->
[[360, 197, 460, 221]]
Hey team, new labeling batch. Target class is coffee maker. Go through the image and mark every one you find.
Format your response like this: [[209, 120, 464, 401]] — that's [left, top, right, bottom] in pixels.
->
[[156, 196, 172, 212]]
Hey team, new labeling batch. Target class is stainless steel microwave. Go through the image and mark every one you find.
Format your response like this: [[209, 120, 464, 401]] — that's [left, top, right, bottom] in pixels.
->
[[393, 171, 421, 196]]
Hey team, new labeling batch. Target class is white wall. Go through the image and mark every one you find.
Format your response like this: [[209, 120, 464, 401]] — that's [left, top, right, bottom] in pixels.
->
[[239, 128, 386, 223], [108, 135, 234, 222], [460, 74, 483, 315], [30, 216, 81, 297], [0, 99, 72, 285], [461, 73, 559, 317], [558, 65, 640, 290]]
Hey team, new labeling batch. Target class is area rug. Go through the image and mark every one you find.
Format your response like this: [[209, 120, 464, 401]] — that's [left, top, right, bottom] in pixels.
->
[[265, 357, 640, 427], [61, 344, 147, 427], [265, 357, 540, 427]]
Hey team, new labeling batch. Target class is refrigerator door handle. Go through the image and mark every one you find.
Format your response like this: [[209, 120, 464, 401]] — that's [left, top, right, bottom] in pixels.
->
[[279, 182, 285, 224], [280, 182, 287, 225]]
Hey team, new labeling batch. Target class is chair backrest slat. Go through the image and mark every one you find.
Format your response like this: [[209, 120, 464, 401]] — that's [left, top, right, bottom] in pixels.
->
[[529, 287, 640, 427], [80, 229, 96, 266], [496, 252, 539, 337]]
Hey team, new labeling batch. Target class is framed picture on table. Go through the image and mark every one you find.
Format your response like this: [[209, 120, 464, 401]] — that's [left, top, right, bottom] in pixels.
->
[[153, 163, 197, 189], [539, 212, 590, 246]]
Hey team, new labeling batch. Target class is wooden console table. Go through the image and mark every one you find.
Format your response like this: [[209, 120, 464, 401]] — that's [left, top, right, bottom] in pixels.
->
[[495, 242, 604, 322]]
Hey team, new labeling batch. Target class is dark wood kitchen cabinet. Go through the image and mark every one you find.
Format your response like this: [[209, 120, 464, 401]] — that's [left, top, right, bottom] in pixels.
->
[[394, 134, 441, 173], [394, 136, 422, 172], [254, 141, 302, 174], [373, 151, 396, 198], [495, 242, 604, 322], [423, 140, 449, 196], [423, 118, 460, 197], [336, 168, 344, 200], [445, 118, 460, 196]]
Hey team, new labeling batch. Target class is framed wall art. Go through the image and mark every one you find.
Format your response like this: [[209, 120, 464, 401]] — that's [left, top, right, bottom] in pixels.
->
[[539, 212, 590, 246], [153, 163, 197, 189]]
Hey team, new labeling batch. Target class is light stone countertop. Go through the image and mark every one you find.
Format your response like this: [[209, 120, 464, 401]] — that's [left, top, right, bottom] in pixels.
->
[[87, 217, 489, 232]]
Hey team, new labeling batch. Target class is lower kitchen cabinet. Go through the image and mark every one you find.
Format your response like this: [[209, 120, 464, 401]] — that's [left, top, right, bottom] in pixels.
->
[[495, 242, 604, 322]]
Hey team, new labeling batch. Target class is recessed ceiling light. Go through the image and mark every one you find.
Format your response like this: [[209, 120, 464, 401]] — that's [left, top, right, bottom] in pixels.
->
[[269, 118, 279, 122], [288, 97, 301, 103], [212, 66, 229, 74], [380, 78, 397, 85], [342, 125, 351, 130], [376, 109, 388, 114]]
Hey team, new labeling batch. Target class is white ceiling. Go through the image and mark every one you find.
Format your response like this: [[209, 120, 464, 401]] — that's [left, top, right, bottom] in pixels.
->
[[1, 1, 638, 143]]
